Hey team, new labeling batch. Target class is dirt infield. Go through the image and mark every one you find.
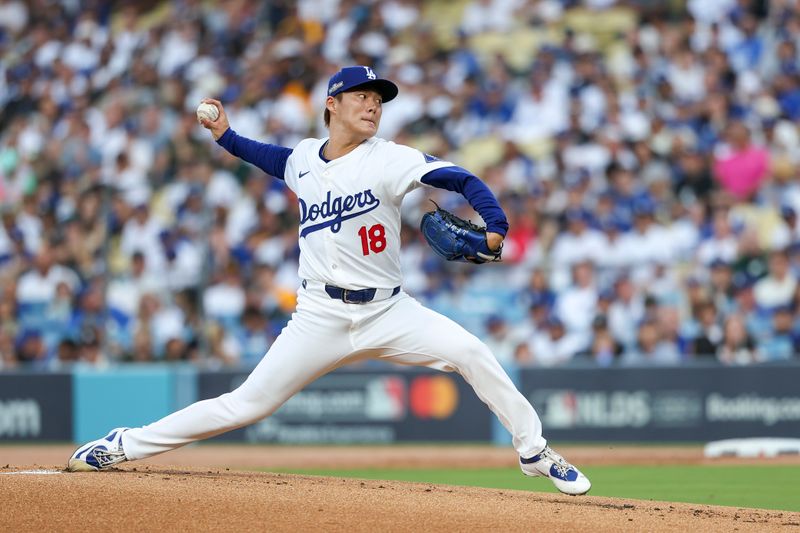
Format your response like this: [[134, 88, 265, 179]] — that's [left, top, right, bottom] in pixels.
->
[[2, 445, 799, 532]]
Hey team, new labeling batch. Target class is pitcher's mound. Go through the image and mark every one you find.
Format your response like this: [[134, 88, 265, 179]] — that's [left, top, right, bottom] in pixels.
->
[[1, 464, 796, 532]]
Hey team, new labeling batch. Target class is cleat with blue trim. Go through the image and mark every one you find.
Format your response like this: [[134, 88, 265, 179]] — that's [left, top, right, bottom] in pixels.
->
[[67, 428, 130, 472], [520, 446, 591, 495]]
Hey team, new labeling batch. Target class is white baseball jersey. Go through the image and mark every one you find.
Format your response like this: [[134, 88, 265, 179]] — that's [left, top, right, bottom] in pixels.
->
[[283, 137, 452, 290]]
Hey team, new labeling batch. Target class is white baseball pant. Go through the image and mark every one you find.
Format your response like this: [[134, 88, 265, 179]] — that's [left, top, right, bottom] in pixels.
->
[[122, 283, 547, 460]]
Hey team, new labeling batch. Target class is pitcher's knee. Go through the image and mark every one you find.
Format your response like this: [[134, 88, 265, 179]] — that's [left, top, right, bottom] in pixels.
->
[[449, 338, 497, 370], [216, 390, 273, 427]]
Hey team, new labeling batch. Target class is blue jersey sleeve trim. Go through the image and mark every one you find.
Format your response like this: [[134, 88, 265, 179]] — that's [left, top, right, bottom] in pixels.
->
[[420, 166, 509, 236], [216, 128, 293, 180]]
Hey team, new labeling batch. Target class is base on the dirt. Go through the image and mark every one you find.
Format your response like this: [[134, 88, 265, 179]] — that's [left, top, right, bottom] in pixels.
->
[[704, 438, 800, 458]]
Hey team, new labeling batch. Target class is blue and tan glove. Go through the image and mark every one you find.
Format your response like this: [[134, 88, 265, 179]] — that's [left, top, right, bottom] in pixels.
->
[[420, 202, 502, 264]]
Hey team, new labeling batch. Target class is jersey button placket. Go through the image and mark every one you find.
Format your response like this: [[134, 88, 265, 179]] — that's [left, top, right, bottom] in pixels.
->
[[323, 164, 346, 284], [328, 232, 345, 284]]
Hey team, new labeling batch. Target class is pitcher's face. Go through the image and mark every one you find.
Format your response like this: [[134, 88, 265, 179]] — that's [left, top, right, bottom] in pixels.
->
[[329, 89, 383, 138]]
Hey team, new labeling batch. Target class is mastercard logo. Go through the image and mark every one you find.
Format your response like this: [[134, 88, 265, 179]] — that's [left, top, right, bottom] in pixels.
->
[[409, 375, 459, 419]]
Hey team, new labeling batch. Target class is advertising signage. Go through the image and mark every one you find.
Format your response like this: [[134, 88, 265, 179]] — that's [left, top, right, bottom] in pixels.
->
[[0, 373, 72, 441], [520, 364, 800, 441], [198, 368, 493, 444]]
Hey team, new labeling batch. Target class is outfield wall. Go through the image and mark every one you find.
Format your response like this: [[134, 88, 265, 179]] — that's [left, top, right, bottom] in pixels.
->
[[519, 365, 800, 442], [198, 369, 492, 444], [1, 364, 799, 443]]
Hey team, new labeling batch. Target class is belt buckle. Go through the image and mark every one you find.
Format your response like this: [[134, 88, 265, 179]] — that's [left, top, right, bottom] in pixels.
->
[[341, 289, 362, 304]]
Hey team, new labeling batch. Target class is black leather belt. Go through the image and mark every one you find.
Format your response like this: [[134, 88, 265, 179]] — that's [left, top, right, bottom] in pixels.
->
[[325, 284, 400, 304], [302, 280, 400, 304]]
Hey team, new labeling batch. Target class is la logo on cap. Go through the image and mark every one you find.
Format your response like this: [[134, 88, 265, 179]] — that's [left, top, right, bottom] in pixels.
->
[[326, 66, 399, 103]]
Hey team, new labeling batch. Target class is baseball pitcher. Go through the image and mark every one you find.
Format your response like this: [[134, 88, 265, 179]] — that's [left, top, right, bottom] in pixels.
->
[[68, 66, 590, 496]]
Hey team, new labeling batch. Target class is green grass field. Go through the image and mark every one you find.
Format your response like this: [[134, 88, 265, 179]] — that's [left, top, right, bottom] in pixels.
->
[[276, 465, 800, 512]]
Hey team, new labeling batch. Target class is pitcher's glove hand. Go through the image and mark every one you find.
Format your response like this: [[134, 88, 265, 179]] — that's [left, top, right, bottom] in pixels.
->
[[420, 201, 502, 264]]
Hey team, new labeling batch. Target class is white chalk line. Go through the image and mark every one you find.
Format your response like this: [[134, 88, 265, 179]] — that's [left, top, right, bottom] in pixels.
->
[[1, 469, 63, 475]]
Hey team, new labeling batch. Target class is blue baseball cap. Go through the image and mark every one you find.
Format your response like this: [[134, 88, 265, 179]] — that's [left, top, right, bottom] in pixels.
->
[[327, 66, 399, 103]]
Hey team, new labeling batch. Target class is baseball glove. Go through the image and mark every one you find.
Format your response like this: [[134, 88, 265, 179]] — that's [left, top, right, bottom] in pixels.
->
[[420, 201, 502, 264]]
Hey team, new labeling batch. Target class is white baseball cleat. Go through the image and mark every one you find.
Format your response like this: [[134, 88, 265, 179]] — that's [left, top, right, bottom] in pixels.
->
[[520, 446, 591, 495], [67, 427, 130, 472]]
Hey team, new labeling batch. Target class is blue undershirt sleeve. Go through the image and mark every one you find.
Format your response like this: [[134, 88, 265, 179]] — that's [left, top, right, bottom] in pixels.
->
[[216, 128, 293, 180], [420, 166, 509, 236]]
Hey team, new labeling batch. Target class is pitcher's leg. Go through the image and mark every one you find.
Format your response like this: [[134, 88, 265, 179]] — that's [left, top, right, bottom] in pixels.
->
[[360, 295, 546, 457], [123, 299, 352, 460], [123, 372, 291, 460]]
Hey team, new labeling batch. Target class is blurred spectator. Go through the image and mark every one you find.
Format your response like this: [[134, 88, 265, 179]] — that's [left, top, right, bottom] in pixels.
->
[[78, 325, 108, 367], [0, 209, 31, 279], [130, 328, 155, 364], [69, 280, 110, 342], [673, 148, 714, 203], [460, 0, 520, 35], [689, 300, 724, 358], [206, 321, 238, 368], [511, 296, 551, 345], [146, 292, 189, 360], [554, 260, 598, 349], [712, 121, 770, 202], [528, 316, 583, 367], [164, 337, 193, 363], [717, 313, 761, 364], [646, 261, 683, 306], [507, 73, 569, 142], [16, 329, 47, 367], [757, 305, 797, 362], [708, 259, 736, 316], [0, 295, 19, 369], [771, 205, 800, 250], [595, 213, 628, 271], [696, 208, 740, 265], [15, 245, 80, 307], [519, 268, 556, 309], [657, 305, 690, 359], [52, 338, 79, 370], [119, 203, 167, 275], [668, 47, 705, 102], [45, 280, 75, 347], [203, 262, 247, 326], [220, 306, 273, 368], [512, 341, 534, 367], [585, 315, 623, 367], [484, 314, 517, 367], [106, 250, 166, 322], [728, 13, 764, 73], [549, 208, 605, 274], [622, 199, 673, 277], [607, 275, 645, 350], [621, 319, 681, 366], [732, 277, 771, 340], [754, 249, 797, 310]]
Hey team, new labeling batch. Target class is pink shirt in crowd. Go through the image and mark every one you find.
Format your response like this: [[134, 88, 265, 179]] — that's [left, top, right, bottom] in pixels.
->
[[713, 145, 770, 200]]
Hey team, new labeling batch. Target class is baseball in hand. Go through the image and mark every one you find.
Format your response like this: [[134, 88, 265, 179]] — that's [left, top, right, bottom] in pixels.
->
[[196, 102, 219, 124]]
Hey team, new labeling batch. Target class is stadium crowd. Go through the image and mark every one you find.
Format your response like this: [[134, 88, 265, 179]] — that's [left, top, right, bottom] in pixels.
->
[[1, 0, 800, 370]]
